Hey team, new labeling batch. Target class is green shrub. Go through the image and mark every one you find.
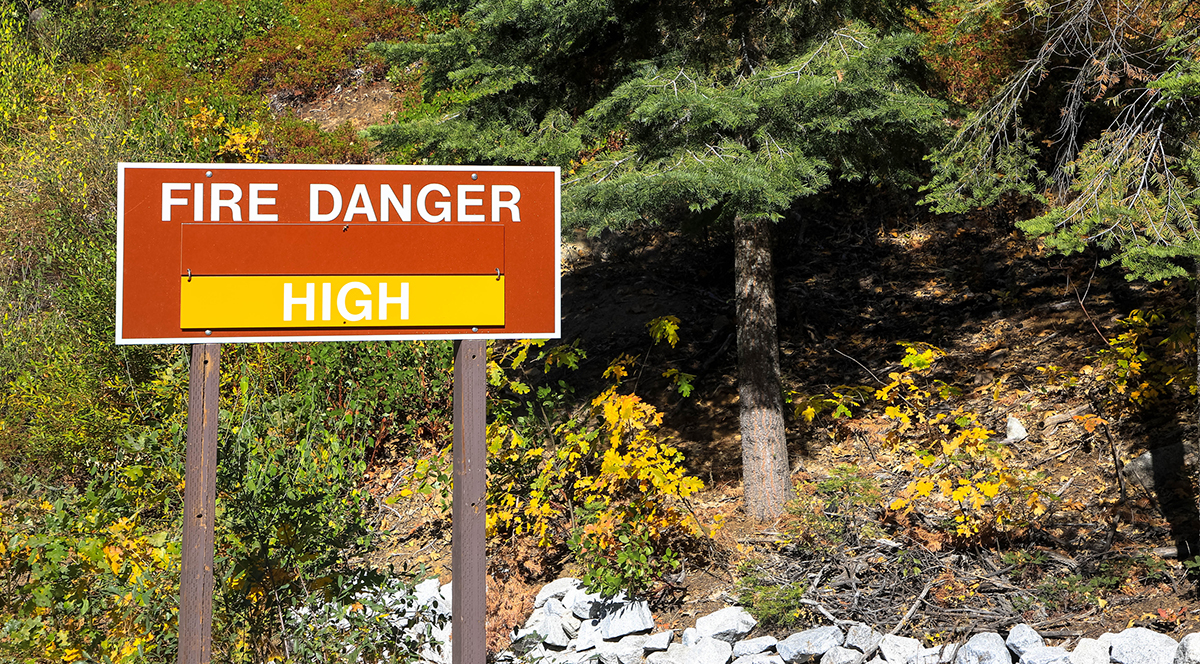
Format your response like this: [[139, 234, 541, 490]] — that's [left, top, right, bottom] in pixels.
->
[[0, 0, 59, 131], [736, 568, 813, 629], [786, 463, 884, 548], [267, 114, 372, 164], [0, 432, 184, 664], [146, 0, 289, 74], [228, 0, 420, 96]]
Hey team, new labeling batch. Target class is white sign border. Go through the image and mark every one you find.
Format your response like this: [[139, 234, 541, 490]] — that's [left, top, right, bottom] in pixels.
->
[[116, 162, 561, 345]]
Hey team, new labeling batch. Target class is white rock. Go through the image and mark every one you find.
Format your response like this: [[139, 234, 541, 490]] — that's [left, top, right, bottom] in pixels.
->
[[735, 636, 779, 658], [649, 643, 689, 664], [1109, 627, 1178, 664], [777, 626, 845, 662], [697, 607, 759, 643], [645, 630, 676, 653], [541, 613, 572, 648], [733, 655, 786, 664], [953, 632, 1011, 664], [1175, 634, 1200, 664], [683, 627, 702, 647], [844, 624, 884, 653], [544, 597, 568, 616], [1019, 646, 1070, 664], [576, 619, 602, 652], [535, 578, 582, 609], [566, 585, 604, 620], [522, 607, 545, 631], [1069, 637, 1108, 664], [595, 634, 650, 664], [414, 577, 445, 611], [440, 581, 452, 614], [690, 637, 736, 664], [558, 649, 599, 664], [1006, 415, 1028, 442], [1006, 625, 1044, 658], [916, 645, 960, 664], [879, 634, 922, 664], [544, 597, 581, 636], [599, 597, 656, 640], [821, 646, 863, 664]]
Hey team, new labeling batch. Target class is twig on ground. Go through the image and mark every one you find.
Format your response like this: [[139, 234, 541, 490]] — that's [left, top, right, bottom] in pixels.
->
[[1069, 261, 1111, 346], [1031, 444, 1081, 467], [1101, 422, 1129, 505], [799, 599, 856, 626], [832, 347, 887, 386], [851, 579, 934, 664]]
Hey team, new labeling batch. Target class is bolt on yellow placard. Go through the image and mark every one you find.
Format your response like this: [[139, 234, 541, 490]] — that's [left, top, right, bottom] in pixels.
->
[[180, 275, 505, 329]]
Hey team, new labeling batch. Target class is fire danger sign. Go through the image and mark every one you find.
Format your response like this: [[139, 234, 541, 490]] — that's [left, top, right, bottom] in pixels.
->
[[117, 163, 560, 344]]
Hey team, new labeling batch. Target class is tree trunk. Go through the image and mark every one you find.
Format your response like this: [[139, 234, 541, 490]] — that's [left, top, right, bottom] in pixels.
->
[[734, 214, 794, 521]]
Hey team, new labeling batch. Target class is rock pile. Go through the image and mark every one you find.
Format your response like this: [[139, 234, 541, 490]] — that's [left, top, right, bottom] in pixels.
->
[[486, 577, 1200, 664]]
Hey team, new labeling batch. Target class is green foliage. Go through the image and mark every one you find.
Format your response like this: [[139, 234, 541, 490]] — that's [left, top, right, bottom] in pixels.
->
[[735, 567, 812, 629], [284, 571, 447, 664], [1, 434, 184, 664], [0, 0, 59, 131], [1092, 307, 1196, 412], [924, 0, 1200, 282], [485, 336, 716, 598], [370, 0, 947, 232], [267, 114, 372, 164], [0, 0, 456, 660], [570, 502, 680, 599], [1005, 551, 1169, 613], [146, 0, 289, 74], [228, 0, 420, 96], [786, 463, 884, 547], [280, 340, 455, 453]]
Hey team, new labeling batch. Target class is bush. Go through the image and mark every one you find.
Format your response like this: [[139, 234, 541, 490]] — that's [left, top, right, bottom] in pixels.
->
[[285, 570, 447, 664], [227, 0, 421, 97], [145, 0, 289, 74], [0, 432, 184, 664], [267, 114, 372, 164], [881, 344, 1051, 539], [485, 328, 718, 598], [786, 464, 884, 548], [736, 567, 812, 629]]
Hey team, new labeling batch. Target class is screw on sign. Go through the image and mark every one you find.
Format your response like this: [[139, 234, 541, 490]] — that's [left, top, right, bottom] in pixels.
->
[[117, 163, 560, 664]]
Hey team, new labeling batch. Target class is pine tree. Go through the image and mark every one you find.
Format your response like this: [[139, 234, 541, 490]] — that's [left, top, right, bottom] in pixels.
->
[[371, 0, 947, 520], [924, 0, 1200, 282]]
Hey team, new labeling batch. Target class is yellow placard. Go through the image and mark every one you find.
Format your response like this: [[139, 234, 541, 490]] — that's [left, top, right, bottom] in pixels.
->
[[180, 275, 504, 329]]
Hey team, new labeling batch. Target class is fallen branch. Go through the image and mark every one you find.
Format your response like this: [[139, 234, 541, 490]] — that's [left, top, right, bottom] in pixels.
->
[[851, 579, 934, 664]]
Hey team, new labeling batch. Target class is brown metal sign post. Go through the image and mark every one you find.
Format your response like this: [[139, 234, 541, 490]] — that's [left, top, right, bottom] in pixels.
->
[[452, 340, 487, 664], [179, 344, 220, 664]]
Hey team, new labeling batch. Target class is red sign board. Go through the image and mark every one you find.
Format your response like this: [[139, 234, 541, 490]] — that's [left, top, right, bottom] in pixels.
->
[[117, 163, 560, 344]]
